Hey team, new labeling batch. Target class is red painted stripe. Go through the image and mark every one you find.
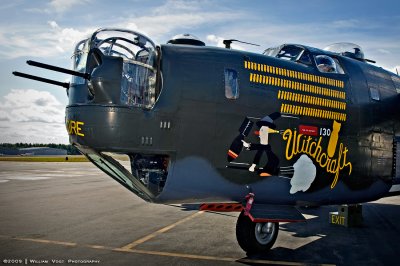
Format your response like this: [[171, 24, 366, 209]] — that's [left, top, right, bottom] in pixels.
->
[[200, 203, 243, 212]]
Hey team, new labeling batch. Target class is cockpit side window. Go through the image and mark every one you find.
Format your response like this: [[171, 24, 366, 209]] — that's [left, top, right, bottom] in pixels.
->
[[269, 45, 312, 65], [332, 58, 345, 74], [277, 46, 303, 61], [298, 52, 312, 65], [315, 55, 344, 74]]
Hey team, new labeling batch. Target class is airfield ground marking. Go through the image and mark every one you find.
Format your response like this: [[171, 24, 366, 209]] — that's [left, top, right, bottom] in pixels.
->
[[0, 234, 335, 266], [4, 236, 77, 247], [120, 210, 204, 250]]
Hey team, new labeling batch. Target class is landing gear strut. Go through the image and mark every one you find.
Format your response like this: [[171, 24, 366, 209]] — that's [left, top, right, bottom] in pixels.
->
[[236, 211, 279, 254]]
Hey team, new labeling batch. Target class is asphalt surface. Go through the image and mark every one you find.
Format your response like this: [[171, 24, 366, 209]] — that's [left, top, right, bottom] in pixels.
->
[[0, 161, 399, 266]]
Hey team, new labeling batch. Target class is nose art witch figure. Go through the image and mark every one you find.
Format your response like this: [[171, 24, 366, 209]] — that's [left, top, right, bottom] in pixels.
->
[[242, 112, 281, 177]]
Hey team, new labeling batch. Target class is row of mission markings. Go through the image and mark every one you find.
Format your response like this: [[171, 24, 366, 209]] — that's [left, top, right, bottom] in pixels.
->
[[278, 90, 346, 110], [280, 103, 347, 122], [249, 73, 345, 100], [244, 61, 344, 88]]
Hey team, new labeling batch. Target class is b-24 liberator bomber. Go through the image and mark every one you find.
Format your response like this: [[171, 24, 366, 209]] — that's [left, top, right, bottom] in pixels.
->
[[13, 28, 400, 253]]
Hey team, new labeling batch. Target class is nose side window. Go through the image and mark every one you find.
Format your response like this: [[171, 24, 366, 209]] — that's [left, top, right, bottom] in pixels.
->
[[370, 87, 380, 101], [224, 68, 239, 99]]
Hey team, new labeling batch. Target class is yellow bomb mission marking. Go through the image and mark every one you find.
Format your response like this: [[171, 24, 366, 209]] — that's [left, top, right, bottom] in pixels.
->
[[282, 128, 352, 189], [66, 120, 84, 137]]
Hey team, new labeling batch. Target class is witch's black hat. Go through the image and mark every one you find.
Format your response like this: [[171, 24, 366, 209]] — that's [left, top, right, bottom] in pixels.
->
[[256, 112, 281, 129]]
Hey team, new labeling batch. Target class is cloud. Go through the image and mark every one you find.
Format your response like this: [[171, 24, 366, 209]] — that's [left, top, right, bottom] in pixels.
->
[[49, 0, 91, 13], [1, 89, 64, 123], [0, 114, 9, 122], [205, 15, 399, 71], [0, 22, 95, 59], [206, 34, 246, 50], [0, 122, 68, 144], [331, 19, 360, 29], [48, 20, 59, 29], [377, 49, 391, 54], [0, 0, 245, 59], [207, 34, 225, 47], [114, 0, 246, 43], [0, 89, 68, 144], [26, 0, 92, 14], [1, 0, 399, 73], [153, 0, 201, 14]]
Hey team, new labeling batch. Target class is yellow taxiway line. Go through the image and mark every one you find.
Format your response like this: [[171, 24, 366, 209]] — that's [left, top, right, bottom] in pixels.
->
[[0, 211, 335, 266], [0, 234, 335, 266], [121, 210, 204, 250]]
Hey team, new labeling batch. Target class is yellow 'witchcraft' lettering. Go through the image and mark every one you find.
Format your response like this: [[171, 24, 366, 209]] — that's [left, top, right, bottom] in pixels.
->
[[282, 129, 352, 189]]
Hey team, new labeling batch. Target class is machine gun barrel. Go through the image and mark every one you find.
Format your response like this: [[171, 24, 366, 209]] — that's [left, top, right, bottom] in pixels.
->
[[12, 71, 70, 89], [27, 60, 90, 80]]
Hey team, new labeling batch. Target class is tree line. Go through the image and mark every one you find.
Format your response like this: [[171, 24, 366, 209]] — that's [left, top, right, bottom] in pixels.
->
[[0, 143, 81, 155]]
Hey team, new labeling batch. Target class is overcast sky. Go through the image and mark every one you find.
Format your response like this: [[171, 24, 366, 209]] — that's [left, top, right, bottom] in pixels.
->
[[0, 0, 399, 144]]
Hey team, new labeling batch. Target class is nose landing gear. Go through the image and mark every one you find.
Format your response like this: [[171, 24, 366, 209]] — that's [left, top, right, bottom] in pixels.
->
[[236, 211, 279, 254]]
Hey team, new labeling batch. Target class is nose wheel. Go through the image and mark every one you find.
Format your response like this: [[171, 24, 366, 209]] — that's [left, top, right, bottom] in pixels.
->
[[236, 211, 279, 254]]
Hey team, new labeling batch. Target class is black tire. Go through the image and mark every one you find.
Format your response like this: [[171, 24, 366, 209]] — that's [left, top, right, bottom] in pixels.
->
[[236, 211, 279, 254]]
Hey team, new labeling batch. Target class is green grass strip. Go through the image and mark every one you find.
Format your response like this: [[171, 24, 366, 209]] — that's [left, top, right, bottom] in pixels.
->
[[0, 156, 89, 162]]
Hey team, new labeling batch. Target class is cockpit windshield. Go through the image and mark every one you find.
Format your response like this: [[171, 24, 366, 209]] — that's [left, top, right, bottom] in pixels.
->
[[72, 29, 159, 109], [263, 44, 312, 65]]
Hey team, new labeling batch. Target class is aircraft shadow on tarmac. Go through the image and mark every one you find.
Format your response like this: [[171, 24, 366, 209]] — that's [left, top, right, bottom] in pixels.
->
[[238, 202, 400, 265], [175, 202, 399, 265]]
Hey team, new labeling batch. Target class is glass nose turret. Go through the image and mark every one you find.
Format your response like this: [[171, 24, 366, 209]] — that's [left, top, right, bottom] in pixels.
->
[[70, 28, 160, 109]]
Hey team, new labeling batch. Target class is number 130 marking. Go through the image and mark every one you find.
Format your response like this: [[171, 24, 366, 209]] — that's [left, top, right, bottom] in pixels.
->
[[320, 127, 331, 136]]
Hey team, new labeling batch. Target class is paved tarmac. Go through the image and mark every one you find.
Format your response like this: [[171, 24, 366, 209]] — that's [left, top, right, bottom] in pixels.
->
[[0, 161, 399, 266]]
